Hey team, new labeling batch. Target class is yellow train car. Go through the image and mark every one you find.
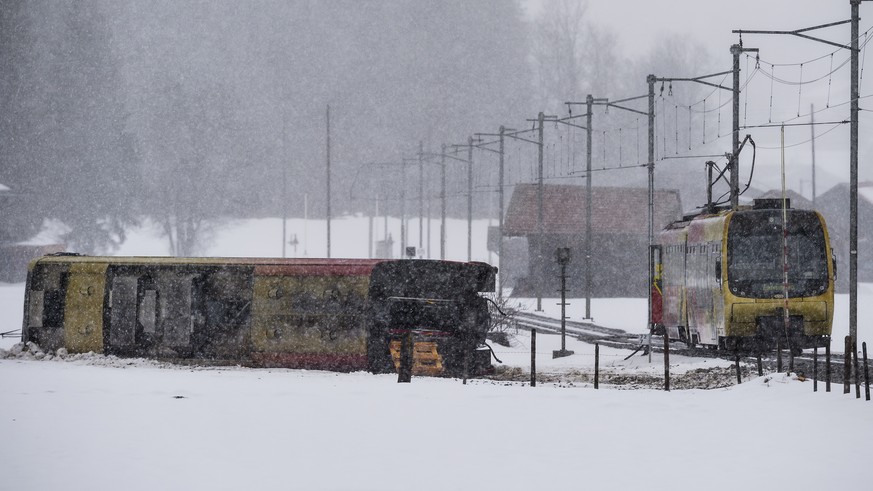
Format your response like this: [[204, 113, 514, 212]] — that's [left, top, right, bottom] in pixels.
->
[[653, 199, 835, 354], [21, 255, 497, 374], [23, 256, 381, 369]]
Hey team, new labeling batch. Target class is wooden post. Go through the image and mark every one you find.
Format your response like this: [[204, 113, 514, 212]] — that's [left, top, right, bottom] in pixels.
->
[[757, 353, 763, 377], [594, 343, 599, 389], [844, 336, 851, 394], [663, 334, 670, 392], [854, 338, 861, 399], [530, 329, 536, 387], [735, 353, 742, 385], [826, 342, 831, 393], [462, 335, 470, 386], [398, 332, 413, 383], [777, 336, 783, 373], [813, 347, 818, 392], [863, 342, 870, 402]]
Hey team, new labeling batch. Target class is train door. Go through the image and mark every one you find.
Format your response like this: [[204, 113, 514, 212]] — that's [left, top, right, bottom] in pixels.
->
[[108, 274, 139, 350], [649, 245, 663, 333], [64, 262, 108, 353], [709, 242, 725, 341], [191, 267, 253, 358], [154, 269, 197, 355]]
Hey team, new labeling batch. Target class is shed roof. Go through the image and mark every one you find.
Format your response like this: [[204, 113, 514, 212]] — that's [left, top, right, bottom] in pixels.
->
[[503, 184, 682, 236]]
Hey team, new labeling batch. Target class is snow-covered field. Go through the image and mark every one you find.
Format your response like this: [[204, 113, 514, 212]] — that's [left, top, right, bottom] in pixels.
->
[[1, 216, 871, 491]]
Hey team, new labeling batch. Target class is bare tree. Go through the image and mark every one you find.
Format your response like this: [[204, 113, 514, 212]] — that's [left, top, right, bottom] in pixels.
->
[[530, 0, 625, 112]]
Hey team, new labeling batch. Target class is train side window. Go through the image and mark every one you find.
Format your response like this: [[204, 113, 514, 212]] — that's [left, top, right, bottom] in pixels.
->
[[138, 288, 157, 334], [109, 276, 139, 346], [40, 270, 68, 329], [159, 274, 194, 346]]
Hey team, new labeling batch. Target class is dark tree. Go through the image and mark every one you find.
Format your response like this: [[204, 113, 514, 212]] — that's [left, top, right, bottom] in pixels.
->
[[0, 1, 139, 252]]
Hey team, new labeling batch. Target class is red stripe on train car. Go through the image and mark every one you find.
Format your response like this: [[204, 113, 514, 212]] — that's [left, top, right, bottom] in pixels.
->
[[254, 259, 383, 276]]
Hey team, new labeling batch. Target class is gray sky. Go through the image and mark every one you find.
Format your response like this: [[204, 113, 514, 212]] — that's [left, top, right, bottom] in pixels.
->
[[525, 0, 872, 195]]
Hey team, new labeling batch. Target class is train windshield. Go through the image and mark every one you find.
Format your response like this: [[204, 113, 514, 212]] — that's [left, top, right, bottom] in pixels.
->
[[727, 210, 828, 298]]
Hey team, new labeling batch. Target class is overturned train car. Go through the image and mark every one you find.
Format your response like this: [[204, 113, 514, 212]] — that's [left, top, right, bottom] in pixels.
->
[[651, 199, 835, 354], [21, 255, 496, 376]]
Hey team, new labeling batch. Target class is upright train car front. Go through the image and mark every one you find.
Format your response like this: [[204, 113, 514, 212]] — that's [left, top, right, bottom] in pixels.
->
[[655, 200, 835, 354], [722, 204, 834, 352]]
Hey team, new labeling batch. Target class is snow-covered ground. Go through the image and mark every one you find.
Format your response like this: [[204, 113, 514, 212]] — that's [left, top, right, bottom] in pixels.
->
[[1, 216, 871, 490]]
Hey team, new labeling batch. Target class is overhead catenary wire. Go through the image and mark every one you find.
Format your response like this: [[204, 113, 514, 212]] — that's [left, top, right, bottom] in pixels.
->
[[753, 27, 873, 87], [752, 24, 873, 68], [753, 121, 845, 149]]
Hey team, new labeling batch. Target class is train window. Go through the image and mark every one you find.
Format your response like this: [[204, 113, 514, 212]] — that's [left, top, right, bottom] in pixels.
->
[[136, 276, 158, 336], [110, 276, 138, 346], [36, 269, 68, 329], [159, 274, 194, 346], [139, 289, 157, 334], [200, 270, 252, 330]]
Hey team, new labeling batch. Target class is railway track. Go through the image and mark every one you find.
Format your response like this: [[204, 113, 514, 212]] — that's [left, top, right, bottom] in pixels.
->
[[512, 311, 642, 350], [510, 311, 860, 384]]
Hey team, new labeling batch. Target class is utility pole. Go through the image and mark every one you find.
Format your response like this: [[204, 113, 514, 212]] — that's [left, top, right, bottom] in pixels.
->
[[326, 104, 332, 258], [282, 111, 288, 258], [498, 126, 505, 299], [567, 95, 643, 320], [467, 136, 474, 262], [536, 111, 545, 311], [473, 128, 510, 299], [441, 144, 447, 260], [849, 0, 861, 361], [730, 44, 759, 209], [810, 103, 817, 208], [731, 45, 741, 210], [584, 95, 594, 321], [448, 140, 476, 262], [369, 195, 376, 259], [647, 75, 656, 357], [401, 157, 406, 255], [419, 141, 424, 257]]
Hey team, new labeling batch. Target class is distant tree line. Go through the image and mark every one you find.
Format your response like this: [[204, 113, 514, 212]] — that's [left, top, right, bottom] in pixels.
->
[[0, 0, 712, 254]]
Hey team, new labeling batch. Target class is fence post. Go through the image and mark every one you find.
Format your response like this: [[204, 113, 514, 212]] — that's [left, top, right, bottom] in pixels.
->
[[845, 336, 851, 394], [757, 353, 763, 377], [863, 342, 870, 402], [594, 343, 599, 389], [777, 336, 783, 373], [854, 338, 861, 399], [813, 347, 818, 392], [398, 331, 413, 383], [530, 328, 536, 387], [663, 334, 670, 392], [735, 353, 742, 385], [826, 342, 831, 392]]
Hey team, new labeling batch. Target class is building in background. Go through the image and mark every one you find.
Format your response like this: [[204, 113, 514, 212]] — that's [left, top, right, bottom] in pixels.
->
[[815, 182, 873, 293], [503, 184, 682, 298]]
